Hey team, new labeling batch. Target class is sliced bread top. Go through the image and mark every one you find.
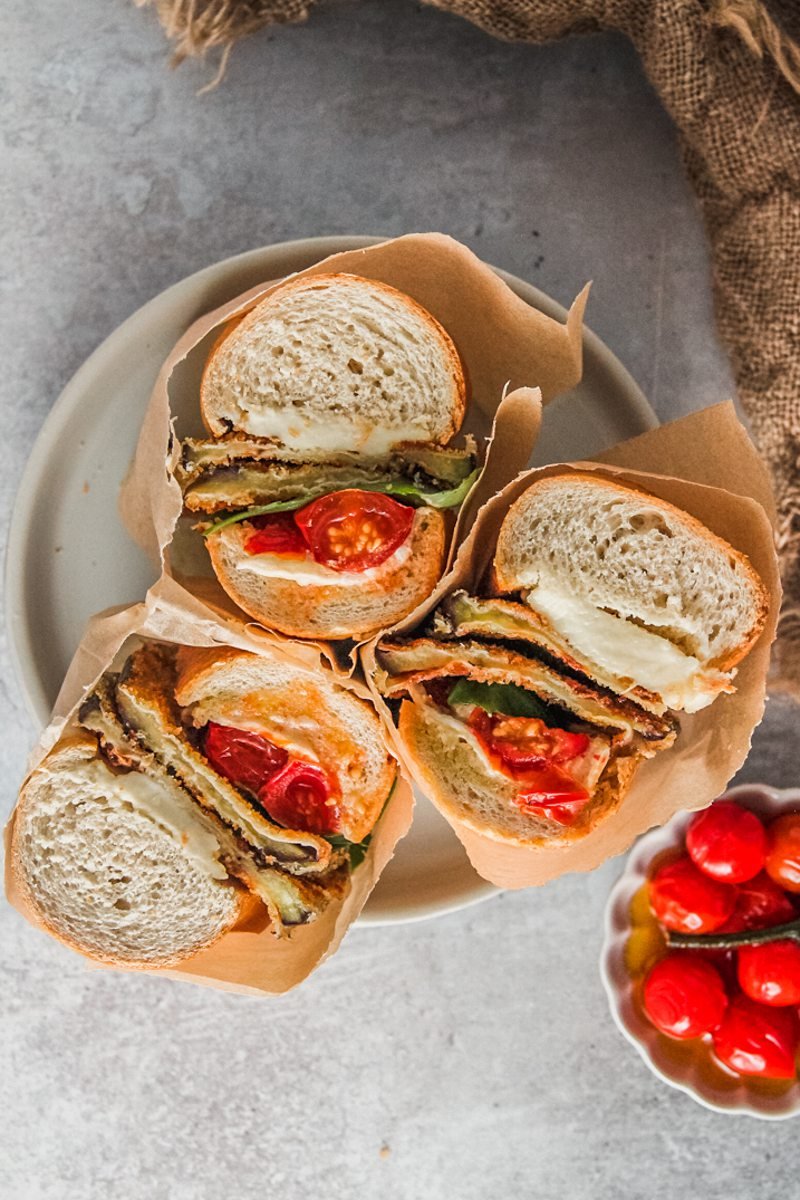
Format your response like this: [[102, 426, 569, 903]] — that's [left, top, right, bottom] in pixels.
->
[[10, 735, 240, 968], [492, 473, 768, 708], [200, 273, 466, 453]]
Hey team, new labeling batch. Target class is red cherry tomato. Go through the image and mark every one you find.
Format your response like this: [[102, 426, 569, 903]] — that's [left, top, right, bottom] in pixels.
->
[[765, 813, 800, 894], [719, 872, 797, 933], [649, 856, 737, 934], [259, 760, 341, 835], [482, 714, 589, 772], [244, 511, 307, 557], [513, 768, 591, 826], [643, 953, 729, 1039], [686, 801, 767, 884], [738, 941, 800, 1007], [294, 489, 414, 572], [203, 722, 288, 793], [712, 994, 799, 1079]]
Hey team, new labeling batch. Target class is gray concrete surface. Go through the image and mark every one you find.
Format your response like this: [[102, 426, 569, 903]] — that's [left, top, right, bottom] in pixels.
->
[[2, 1, 798, 1197]]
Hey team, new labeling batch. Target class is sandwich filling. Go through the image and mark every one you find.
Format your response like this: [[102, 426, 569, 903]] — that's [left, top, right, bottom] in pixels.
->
[[377, 602, 677, 830], [178, 439, 477, 581], [509, 569, 733, 713], [80, 644, 393, 928]]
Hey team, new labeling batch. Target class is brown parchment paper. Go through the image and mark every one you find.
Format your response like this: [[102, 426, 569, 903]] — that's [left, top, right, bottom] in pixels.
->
[[361, 402, 781, 890], [118, 233, 583, 629], [4, 575, 413, 995]]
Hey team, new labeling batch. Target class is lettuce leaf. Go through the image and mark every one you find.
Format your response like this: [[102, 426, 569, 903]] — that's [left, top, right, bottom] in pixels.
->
[[447, 679, 562, 723], [202, 469, 481, 538]]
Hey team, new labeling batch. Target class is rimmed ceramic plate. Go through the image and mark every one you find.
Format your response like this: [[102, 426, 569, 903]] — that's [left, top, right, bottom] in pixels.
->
[[6, 235, 656, 925], [601, 783, 800, 1120]]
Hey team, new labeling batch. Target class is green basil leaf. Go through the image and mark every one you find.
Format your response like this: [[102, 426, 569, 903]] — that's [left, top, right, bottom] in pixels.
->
[[202, 469, 481, 538], [447, 679, 561, 722]]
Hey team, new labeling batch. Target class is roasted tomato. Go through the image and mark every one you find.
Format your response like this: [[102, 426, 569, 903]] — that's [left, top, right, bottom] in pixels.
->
[[294, 489, 414, 571], [765, 813, 800, 894], [244, 511, 308, 557], [719, 872, 796, 933], [514, 769, 591, 826], [259, 760, 341, 835], [467, 711, 591, 826], [738, 941, 800, 1007], [468, 711, 588, 773], [648, 856, 736, 934], [203, 722, 288, 793], [712, 995, 799, 1079], [481, 714, 589, 772], [686, 801, 767, 884], [643, 953, 728, 1039]]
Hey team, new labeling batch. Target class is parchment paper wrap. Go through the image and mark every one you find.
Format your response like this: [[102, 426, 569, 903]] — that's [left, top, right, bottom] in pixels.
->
[[361, 402, 781, 889], [4, 575, 413, 995], [119, 233, 584, 629]]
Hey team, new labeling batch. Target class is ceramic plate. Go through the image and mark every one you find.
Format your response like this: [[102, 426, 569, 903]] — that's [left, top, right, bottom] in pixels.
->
[[6, 235, 656, 925]]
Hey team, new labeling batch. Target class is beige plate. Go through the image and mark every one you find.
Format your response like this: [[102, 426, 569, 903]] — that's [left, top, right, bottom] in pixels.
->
[[5, 236, 656, 925]]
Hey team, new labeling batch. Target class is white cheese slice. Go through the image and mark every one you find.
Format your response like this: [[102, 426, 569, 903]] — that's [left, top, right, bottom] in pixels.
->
[[234, 406, 431, 455], [520, 570, 729, 713], [232, 535, 412, 586], [74, 758, 227, 880]]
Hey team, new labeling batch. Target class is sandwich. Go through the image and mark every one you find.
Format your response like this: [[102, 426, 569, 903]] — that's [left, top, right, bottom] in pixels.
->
[[10, 642, 396, 968], [176, 273, 477, 640], [375, 472, 768, 846]]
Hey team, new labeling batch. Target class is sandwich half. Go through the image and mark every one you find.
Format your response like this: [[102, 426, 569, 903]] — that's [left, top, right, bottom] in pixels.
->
[[178, 273, 476, 639], [375, 472, 767, 847], [10, 642, 396, 967]]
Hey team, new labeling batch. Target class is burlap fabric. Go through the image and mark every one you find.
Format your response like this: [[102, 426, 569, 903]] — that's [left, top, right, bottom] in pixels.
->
[[137, 0, 800, 697]]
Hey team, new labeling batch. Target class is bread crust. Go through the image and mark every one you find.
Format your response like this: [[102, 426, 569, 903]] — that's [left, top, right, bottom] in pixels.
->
[[493, 471, 769, 676], [10, 734, 244, 970], [206, 506, 446, 640], [200, 272, 467, 445], [398, 701, 642, 848]]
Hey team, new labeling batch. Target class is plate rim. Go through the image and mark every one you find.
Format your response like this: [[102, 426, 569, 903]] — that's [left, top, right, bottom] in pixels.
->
[[5, 234, 656, 927]]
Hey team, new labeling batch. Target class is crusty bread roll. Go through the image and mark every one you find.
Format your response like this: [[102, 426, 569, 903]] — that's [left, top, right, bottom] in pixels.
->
[[175, 646, 396, 844], [200, 273, 467, 453], [492, 473, 768, 712], [206, 507, 446, 641], [10, 735, 242, 968], [398, 701, 641, 846]]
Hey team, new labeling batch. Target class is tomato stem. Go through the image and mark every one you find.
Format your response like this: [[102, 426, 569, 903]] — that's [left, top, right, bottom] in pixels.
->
[[668, 916, 800, 951]]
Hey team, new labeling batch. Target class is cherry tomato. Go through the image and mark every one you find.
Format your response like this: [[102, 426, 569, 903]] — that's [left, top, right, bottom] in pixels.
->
[[468, 710, 588, 772], [738, 941, 800, 1007], [259, 760, 341, 835], [643, 953, 728, 1039], [294, 489, 414, 572], [719, 872, 796, 932], [649, 856, 737, 934], [513, 768, 591, 826], [686, 801, 767, 884], [765, 813, 800, 894], [203, 722, 288, 793], [712, 994, 799, 1079], [245, 511, 307, 557], [483, 714, 589, 772]]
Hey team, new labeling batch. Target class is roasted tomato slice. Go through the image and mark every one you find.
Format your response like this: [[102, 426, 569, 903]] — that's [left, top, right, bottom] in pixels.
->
[[486, 715, 589, 772], [467, 710, 588, 773], [203, 722, 289, 794], [513, 767, 591, 826], [294, 489, 414, 572], [244, 511, 308, 557], [259, 760, 341, 835]]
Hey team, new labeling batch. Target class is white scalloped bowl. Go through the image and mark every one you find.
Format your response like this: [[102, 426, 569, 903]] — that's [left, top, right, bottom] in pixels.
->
[[600, 783, 800, 1119]]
